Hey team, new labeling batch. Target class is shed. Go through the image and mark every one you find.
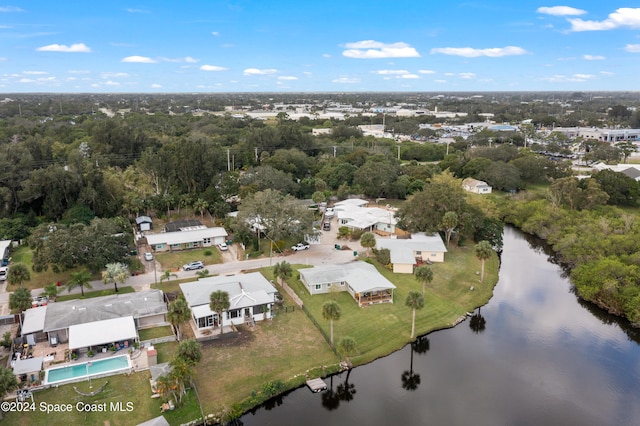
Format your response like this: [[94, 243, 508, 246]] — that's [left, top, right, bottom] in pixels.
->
[[136, 216, 153, 232]]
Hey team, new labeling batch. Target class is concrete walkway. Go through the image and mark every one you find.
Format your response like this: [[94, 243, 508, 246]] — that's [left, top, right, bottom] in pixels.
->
[[0, 218, 365, 312]]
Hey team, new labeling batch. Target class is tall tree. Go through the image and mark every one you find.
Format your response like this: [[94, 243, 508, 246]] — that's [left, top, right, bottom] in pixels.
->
[[440, 211, 458, 247], [359, 232, 376, 255], [322, 300, 341, 347], [40, 283, 59, 301], [405, 290, 425, 339], [273, 261, 292, 286], [168, 296, 192, 341], [7, 263, 30, 287], [102, 262, 128, 293], [414, 265, 434, 297], [176, 339, 202, 366], [9, 287, 32, 313], [66, 270, 93, 297], [0, 366, 19, 412], [209, 290, 230, 335], [336, 336, 357, 368], [475, 240, 493, 283]]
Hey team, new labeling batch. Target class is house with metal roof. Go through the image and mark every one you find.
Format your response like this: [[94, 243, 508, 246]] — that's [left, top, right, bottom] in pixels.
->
[[135, 215, 153, 232], [20, 289, 168, 349], [376, 233, 447, 274], [462, 178, 492, 194], [299, 261, 396, 307], [145, 227, 228, 252], [180, 272, 277, 332], [334, 204, 399, 236]]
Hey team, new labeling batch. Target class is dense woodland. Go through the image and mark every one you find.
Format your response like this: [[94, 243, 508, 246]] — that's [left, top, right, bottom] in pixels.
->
[[1, 92, 640, 322]]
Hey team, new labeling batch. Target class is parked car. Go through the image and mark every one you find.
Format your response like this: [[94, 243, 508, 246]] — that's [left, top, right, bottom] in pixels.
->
[[323, 222, 331, 231], [0, 266, 7, 281], [144, 252, 154, 261], [291, 242, 310, 251], [183, 261, 204, 271], [218, 242, 228, 251], [325, 207, 335, 218]]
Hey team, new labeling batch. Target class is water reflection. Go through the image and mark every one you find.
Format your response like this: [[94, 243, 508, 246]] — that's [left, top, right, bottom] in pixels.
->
[[241, 227, 640, 426]]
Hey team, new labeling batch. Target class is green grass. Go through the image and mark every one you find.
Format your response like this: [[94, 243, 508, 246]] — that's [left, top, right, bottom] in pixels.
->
[[138, 326, 174, 341], [154, 248, 222, 271], [55, 286, 135, 301]]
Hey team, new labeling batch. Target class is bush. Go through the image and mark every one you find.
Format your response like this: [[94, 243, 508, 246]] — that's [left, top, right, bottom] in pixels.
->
[[204, 250, 213, 256], [0, 331, 11, 348], [338, 226, 351, 239], [374, 248, 391, 265]]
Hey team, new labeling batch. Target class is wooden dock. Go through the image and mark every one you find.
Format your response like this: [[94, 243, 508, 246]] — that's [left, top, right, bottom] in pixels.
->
[[306, 378, 327, 393]]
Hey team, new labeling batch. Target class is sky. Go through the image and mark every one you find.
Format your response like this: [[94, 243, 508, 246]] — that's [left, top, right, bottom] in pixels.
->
[[2, 1, 640, 93]]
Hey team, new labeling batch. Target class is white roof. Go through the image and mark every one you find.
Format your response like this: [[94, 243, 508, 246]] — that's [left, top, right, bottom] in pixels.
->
[[22, 305, 47, 334], [68, 316, 137, 349], [299, 261, 396, 293], [0, 240, 11, 256], [334, 198, 369, 208], [376, 233, 447, 264], [13, 357, 43, 375], [180, 272, 277, 311], [337, 206, 397, 230], [146, 227, 228, 246]]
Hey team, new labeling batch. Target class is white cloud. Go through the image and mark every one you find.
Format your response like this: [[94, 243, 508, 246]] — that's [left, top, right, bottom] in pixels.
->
[[459, 72, 476, 79], [624, 44, 640, 52], [418, 69, 436, 74], [600, 71, 615, 75], [278, 76, 298, 80], [322, 53, 332, 58], [121, 56, 156, 63], [151, 84, 162, 88], [23, 71, 47, 75], [400, 74, 419, 79], [101, 72, 129, 79], [332, 77, 360, 83], [200, 64, 227, 71], [444, 72, 455, 76], [159, 56, 199, 63], [19, 78, 34, 83], [583, 54, 605, 60], [36, 43, 91, 53], [536, 6, 586, 16], [0, 6, 24, 12], [211, 31, 219, 36], [67, 70, 91, 74], [435, 79, 447, 83], [342, 40, 420, 59], [126, 8, 150, 14], [543, 73, 595, 82], [431, 46, 527, 57], [105, 80, 120, 86], [569, 8, 640, 31], [243, 68, 277, 75], [0, 57, 7, 61], [373, 70, 410, 75]]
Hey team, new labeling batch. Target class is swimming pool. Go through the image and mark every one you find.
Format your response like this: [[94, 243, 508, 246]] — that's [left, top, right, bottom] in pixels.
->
[[45, 355, 131, 385]]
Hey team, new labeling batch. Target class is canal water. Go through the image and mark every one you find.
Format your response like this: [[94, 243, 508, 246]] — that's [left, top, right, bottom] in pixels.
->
[[241, 227, 640, 425]]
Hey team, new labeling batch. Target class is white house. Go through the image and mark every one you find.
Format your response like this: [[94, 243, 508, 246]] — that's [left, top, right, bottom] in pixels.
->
[[462, 178, 492, 194], [299, 261, 396, 307], [180, 272, 277, 331], [333, 200, 399, 235], [145, 227, 228, 252], [376, 233, 447, 274]]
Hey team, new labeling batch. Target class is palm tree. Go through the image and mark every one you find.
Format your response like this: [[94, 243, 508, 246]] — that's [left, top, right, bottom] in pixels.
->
[[9, 287, 32, 314], [475, 240, 494, 283], [209, 290, 230, 335], [169, 357, 192, 404], [167, 296, 191, 341], [414, 265, 433, 297], [40, 283, 59, 301], [322, 300, 341, 347], [337, 336, 357, 368], [405, 291, 424, 339], [0, 366, 19, 418], [360, 232, 376, 255], [272, 261, 292, 286], [195, 269, 209, 279], [7, 263, 30, 287], [176, 339, 202, 366], [160, 270, 178, 283], [66, 270, 93, 297], [192, 198, 209, 219], [101, 262, 128, 293]]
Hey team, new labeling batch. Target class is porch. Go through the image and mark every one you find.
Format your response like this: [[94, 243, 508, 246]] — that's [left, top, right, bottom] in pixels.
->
[[357, 290, 394, 307]]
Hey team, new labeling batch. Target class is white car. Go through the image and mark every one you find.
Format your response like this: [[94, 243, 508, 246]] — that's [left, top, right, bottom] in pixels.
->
[[218, 243, 228, 251], [0, 267, 6, 281], [291, 243, 310, 251], [144, 252, 154, 261], [183, 261, 204, 271]]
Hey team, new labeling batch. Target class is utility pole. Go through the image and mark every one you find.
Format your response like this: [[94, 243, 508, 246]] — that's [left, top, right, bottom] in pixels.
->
[[333, 146, 337, 158], [227, 149, 231, 171], [397, 145, 400, 160], [255, 147, 259, 163]]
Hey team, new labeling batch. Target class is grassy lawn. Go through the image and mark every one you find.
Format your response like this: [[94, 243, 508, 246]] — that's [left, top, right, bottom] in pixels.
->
[[285, 245, 498, 365], [154, 248, 222, 271], [138, 326, 174, 341], [55, 286, 135, 301]]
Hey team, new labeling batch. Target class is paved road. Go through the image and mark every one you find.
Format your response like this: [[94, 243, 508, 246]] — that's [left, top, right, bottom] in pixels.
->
[[0, 220, 364, 313]]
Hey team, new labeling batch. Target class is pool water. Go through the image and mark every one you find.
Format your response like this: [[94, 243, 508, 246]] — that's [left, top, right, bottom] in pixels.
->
[[45, 355, 130, 385]]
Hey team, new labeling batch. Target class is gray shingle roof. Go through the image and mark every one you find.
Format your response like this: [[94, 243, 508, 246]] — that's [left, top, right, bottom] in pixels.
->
[[299, 261, 396, 293]]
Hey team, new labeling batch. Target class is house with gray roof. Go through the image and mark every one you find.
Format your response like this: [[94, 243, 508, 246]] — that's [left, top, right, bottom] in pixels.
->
[[180, 272, 277, 332], [462, 178, 492, 194], [299, 261, 396, 307], [20, 289, 168, 350], [376, 233, 447, 274]]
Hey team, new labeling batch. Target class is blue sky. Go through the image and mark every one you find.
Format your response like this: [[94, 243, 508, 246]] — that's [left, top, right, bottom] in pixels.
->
[[2, 1, 640, 92]]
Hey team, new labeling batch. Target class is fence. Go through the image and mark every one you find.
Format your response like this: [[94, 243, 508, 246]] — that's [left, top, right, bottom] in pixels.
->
[[300, 305, 337, 356]]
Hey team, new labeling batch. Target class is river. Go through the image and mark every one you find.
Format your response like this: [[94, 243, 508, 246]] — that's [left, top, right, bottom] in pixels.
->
[[240, 226, 640, 425]]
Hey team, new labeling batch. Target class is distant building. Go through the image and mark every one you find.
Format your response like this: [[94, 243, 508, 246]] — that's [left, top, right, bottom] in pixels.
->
[[462, 178, 492, 194], [146, 227, 228, 252], [135, 216, 153, 232], [376, 233, 447, 274]]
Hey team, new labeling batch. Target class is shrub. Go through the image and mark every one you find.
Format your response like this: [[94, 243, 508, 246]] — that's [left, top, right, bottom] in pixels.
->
[[204, 250, 213, 256]]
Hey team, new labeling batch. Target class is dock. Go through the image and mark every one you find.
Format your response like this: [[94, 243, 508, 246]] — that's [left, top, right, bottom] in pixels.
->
[[306, 378, 327, 393]]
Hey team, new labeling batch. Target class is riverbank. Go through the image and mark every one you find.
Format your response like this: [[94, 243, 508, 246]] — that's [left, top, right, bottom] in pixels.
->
[[3, 246, 499, 426]]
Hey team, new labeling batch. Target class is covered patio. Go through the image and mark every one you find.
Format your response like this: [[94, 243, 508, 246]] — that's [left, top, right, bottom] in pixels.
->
[[68, 316, 138, 355]]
